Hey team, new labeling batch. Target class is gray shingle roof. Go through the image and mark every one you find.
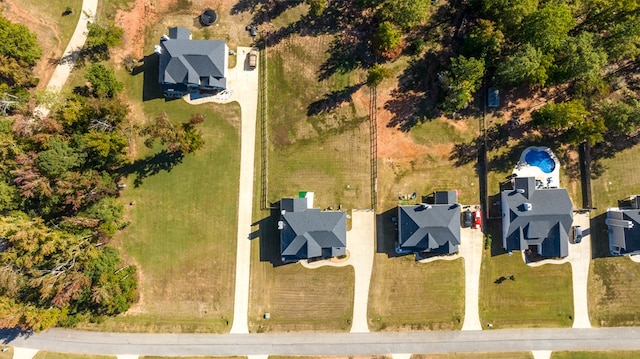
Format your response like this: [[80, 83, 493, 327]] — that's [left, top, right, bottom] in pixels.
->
[[398, 191, 461, 254], [501, 177, 573, 257], [607, 198, 640, 255], [158, 27, 227, 89], [279, 198, 347, 261]]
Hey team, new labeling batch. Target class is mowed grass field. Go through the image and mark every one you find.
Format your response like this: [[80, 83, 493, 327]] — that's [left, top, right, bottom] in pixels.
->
[[479, 245, 574, 328], [584, 145, 640, 326], [33, 353, 113, 359], [266, 34, 370, 210], [368, 255, 465, 331], [412, 353, 533, 359], [552, 352, 640, 359]]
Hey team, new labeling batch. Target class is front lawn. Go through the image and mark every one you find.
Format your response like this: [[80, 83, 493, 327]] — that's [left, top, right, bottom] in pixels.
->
[[479, 249, 574, 328], [368, 255, 465, 331]]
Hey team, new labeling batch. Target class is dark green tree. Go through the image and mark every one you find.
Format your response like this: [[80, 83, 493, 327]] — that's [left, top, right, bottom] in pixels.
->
[[377, 0, 430, 30], [84, 64, 124, 98], [373, 21, 402, 56], [366, 64, 393, 87], [518, 2, 575, 53], [495, 44, 550, 87], [462, 19, 505, 62], [440, 56, 485, 112]]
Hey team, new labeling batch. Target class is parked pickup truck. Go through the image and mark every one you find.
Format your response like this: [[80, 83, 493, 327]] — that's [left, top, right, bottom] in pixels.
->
[[248, 48, 258, 70]]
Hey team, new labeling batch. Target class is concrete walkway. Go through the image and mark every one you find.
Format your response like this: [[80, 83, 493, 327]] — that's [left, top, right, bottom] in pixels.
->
[[186, 48, 258, 334], [300, 210, 375, 333], [35, 0, 98, 118], [116, 355, 139, 359], [525, 212, 592, 328], [459, 227, 483, 331], [11, 348, 38, 359], [532, 350, 552, 359]]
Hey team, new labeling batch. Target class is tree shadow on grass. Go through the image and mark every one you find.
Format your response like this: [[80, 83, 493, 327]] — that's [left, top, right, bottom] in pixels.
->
[[119, 150, 184, 187], [250, 202, 290, 267], [376, 207, 403, 258], [307, 83, 364, 116]]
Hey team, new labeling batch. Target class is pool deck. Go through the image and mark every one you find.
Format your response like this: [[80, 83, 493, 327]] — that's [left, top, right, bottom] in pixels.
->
[[513, 147, 560, 188]]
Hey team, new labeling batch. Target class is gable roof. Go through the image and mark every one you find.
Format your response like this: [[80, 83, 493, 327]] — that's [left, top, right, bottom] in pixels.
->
[[607, 198, 640, 255], [279, 198, 347, 261], [398, 191, 461, 254], [501, 177, 573, 257], [158, 27, 227, 89]]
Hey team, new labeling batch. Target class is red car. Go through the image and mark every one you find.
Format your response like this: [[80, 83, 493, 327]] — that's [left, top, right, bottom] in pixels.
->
[[473, 210, 482, 229]]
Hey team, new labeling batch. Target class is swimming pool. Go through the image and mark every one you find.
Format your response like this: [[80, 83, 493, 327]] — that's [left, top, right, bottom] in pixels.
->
[[525, 149, 555, 174]]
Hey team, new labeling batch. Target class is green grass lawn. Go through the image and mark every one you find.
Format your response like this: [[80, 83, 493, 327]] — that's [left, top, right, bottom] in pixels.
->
[[368, 255, 465, 331], [266, 34, 370, 210], [249, 255, 355, 332], [552, 352, 640, 359], [589, 257, 640, 326], [33, 353, 113, 359], [412, 353, 533, 359], [479, 247, 574, 328]]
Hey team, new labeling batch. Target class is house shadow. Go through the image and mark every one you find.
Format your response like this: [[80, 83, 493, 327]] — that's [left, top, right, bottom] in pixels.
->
[[590, 212, 610, 259], [376, 207, 403, 258], [251, 203, 289, 267], [131, 53, 164, 102]]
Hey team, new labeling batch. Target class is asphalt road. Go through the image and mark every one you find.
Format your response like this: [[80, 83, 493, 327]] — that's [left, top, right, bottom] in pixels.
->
[[3, 328, 640, 356]]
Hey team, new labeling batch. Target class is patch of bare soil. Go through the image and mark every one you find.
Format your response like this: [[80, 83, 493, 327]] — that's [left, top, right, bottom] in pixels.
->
[[352, 85, 430, 162], [2, 0, 62, 89]]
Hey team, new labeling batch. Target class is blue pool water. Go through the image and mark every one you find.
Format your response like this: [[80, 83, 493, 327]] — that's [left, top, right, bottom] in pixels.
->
[[525, 150, 555, 173]]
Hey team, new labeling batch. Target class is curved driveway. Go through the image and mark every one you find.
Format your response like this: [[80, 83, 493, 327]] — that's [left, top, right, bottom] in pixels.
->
[[4, 328, 640, 356], [35, 0, 98, 118]]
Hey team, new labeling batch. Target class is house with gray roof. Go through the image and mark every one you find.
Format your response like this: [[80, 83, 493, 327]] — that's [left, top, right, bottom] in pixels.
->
[[157, 27, 228, 99], [279, 197, 347, 262], [397, 191, 461, 255], [607, 195, 640, 256], [501, 177, 573, 258]]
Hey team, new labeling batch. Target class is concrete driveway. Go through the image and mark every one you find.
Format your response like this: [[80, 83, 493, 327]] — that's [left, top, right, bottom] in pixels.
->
[[526, 212, 592, 328], [187, 47, 259, 334], [459, 227, 483, 331], [301, 210, 375, 333]]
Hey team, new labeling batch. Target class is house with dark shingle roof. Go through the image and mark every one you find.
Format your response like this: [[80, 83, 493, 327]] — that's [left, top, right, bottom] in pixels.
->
[[279, 197, 347, 262], [397, 190, 461, 255], [157, 27, 228, 98], [501, 177, 573, 258], [607, 195, 640, 256]]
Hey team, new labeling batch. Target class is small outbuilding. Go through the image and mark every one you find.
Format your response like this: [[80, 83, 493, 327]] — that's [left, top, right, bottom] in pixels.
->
[[200, 8, 218, 26]]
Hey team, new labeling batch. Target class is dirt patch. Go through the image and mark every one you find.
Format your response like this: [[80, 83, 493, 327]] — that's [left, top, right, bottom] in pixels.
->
[[1, 0, 62, 89], [352, 85, 430, 161]]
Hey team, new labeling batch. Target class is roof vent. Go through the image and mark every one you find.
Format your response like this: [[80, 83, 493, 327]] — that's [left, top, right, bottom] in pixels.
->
[[281, 210, 286, 215], [277, 220, 284, 230], [516, 188, 525, 194], [524, 202, 532, 211], [421, 204, 432, 209], [160, 34, 170, 41], [154, 45, 162, 54]]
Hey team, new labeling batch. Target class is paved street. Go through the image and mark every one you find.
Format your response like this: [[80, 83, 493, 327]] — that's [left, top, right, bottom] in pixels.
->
[[4, 328, 640, 356]]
